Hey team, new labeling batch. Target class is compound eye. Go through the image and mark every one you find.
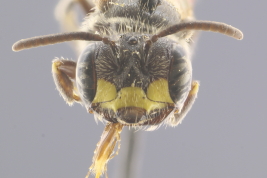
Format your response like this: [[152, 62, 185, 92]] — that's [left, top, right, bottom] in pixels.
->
[[168, 44, 192, 108], [76, 43, 98, 109]]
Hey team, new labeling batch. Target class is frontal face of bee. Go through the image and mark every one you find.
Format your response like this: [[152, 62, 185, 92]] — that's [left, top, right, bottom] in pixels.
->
[[76, 34, 192, 126], [70, 0, 197, 127]]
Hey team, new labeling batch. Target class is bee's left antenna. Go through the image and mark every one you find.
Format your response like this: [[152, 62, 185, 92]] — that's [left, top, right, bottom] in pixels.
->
[[12, 32, 108, 51], [150, 20, 243, 43]]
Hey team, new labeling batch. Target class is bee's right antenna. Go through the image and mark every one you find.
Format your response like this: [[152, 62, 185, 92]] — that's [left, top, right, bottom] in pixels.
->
[[149, 20, 243, 43], [12, 32, 111, 52]]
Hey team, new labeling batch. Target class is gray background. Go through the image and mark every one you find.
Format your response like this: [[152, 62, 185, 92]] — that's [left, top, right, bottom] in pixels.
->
[[1, 0, 266, 178]]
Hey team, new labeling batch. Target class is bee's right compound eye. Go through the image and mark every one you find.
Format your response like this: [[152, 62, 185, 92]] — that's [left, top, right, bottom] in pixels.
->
[[76, 43, 98, 109], [168, 44, 192, 109]]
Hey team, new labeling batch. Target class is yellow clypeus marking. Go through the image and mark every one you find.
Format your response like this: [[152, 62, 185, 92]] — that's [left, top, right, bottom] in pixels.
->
[[92, 79, 174, 113]]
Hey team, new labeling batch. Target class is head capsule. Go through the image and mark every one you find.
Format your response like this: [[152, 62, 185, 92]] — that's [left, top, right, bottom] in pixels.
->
[[76, 34, 192, 126]]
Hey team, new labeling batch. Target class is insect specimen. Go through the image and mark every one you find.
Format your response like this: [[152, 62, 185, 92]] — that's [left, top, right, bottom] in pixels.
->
[[12, 0, 243, 177]]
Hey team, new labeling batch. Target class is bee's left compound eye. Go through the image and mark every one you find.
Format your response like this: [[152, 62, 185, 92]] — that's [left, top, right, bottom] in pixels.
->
[[168, 43, 192, 110], [76, 43, 98, 109]]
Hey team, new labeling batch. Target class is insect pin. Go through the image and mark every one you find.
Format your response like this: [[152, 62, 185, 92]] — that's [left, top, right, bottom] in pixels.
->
[[12, 0, 243, 177]]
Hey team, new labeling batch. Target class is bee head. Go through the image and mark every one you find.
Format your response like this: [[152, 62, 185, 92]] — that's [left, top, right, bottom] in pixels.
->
[[75, 33, 192, 126]]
